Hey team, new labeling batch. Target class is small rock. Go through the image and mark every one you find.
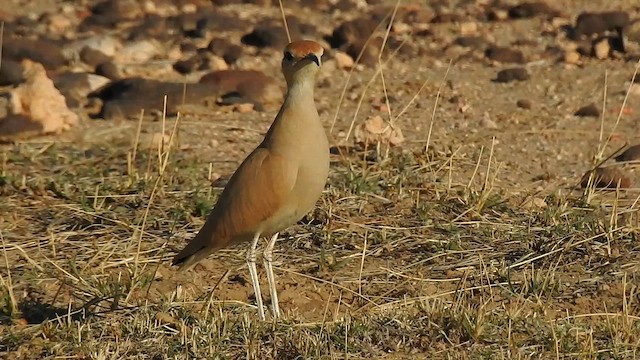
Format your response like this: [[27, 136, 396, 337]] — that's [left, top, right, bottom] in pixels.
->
[[353, 115, 404, 147], [431, 12, 463, 23], [508, 2, 559, 19], [454, 36, 486, 49], [53, 72, 111, 108], [480, 112, 498, 129], [347, 37, 383, 67], [241, 23, 288, 48], [333, 51, 354, 69], [593, 38, 610, 59], [522, 197, 548, 210], [207, 38, 243, 64], [80, 46, 111, 67], [574, 11, 629, 38], [199, 70, 283, 106], [81, 0, 144, 29], [64, 35, 121, 59], [580, 167, 631, 189], [241, 18, 313, 49], [460, 22, 478, 35], [0, 60, 79, 142], [234, 103, 254, 113], [329, 17, 380, 49], [114, 39, 161, 64], [96, 61, 122, 80], [516, 99, 532, 109], [90, 77, 214, 118], [0, 59, 25, 86], [495, 67, 530, 83], [615, 144, 640, 162], [3, 37, 67, 70], [206, 55, 229, 71], [564, 50, 581, 64], [44, 13, 73, 33], [487, 9, 509, 21], [173, 55, 203, 74], [574, 103, 600, 117], [627, 20, 640, 44], [485, 46, 526, 63]]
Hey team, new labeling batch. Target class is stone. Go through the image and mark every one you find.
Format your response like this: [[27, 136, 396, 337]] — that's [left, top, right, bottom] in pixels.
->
[[90, 77, 214, 118], [2, 37, 67, 70], [495, 67, 530, 83], [80, 46, 112, 67], [0, 60, 79, 142], [0, 59, 25, 86], [516, 99, 532, 109], [580, 167, 631, 189], [328, 17, 379, 49], [199, 70, 283, 106], [485, 46, 526, 63], [564, 50, 581, 64], [593, 38, 610, 59], [207, 38, 243, 64], [64, 35, 121, 59], [53, 72, 111, 108], [114, 39, 162, 64], [508, 2, 559, 19], [615, 145, 640, 162], [573, 11, 629, 38], [95, 61, 123, 80], [353, 115, 404, 147], [333, 51, 354, 69], [574, 103, 600, 117]]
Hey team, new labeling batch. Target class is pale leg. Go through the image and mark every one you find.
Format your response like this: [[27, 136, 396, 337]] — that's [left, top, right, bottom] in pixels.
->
[[246, 232, 265, 321], [263, 232, 281, 319]]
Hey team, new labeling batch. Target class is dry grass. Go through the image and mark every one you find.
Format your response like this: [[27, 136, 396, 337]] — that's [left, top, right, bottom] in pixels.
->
[[1, 112, 640, 358]]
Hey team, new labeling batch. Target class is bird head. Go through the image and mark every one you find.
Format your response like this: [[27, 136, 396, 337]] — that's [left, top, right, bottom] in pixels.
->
[[281, 40, 324, 86]]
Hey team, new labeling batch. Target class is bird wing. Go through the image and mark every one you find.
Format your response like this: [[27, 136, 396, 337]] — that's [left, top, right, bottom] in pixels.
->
[[172, 147, 298, 270]]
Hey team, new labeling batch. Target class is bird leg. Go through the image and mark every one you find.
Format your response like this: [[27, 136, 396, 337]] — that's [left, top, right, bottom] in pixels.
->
[[263, 232, 281, 319], [247, 232, 265, 321]]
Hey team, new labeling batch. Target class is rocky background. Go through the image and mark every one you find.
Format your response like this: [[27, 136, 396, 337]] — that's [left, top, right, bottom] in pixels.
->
[[1, 0, 640, 187]]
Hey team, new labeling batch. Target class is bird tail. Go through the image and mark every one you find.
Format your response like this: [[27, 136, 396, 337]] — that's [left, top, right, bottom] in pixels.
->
[[171, 231, 217, 272]]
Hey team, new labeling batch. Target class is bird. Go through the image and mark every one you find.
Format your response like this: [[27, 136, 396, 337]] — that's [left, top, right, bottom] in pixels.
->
[[172, 40, 330, 321]]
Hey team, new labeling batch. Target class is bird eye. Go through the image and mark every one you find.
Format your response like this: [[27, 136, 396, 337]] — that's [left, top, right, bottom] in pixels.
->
[[283, 51, 294, 61]]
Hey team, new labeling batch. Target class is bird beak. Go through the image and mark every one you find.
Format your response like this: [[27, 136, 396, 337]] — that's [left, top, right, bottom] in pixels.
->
[[305, 54, 320, 66]]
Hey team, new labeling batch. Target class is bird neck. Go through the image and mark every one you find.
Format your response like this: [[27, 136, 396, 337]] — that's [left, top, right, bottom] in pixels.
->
[[262, 78, 319, 152], [284, 78, 316, 105]]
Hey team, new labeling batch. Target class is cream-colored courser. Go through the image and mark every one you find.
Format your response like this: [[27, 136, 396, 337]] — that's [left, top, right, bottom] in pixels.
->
[[172, 40, 330, 321]]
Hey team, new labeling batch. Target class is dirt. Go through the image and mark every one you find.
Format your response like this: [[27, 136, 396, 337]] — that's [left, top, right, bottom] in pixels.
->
[[2, 0, 640, 357]]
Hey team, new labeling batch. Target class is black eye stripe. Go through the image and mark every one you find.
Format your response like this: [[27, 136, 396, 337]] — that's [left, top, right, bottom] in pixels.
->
[[284, 51, 294, 61]]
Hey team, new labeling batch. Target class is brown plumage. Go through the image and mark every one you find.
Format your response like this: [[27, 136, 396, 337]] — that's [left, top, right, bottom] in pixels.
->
[[172, 40, 329, 321]]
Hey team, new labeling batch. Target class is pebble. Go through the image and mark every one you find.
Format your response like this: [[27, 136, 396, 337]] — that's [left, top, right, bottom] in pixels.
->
[[0, 60, 79, 142], [90, 77, 213, 118], [508, 2, 559, 19], [574, 103, 600, 117], [615, 145, 640, 162], [485, 46, 526, 64], [564, 50, 581, 64], [495, 67, 530, 83], [516, 99, 532, 109], [593, 38, 610, 59], [574, 11, 629, 38], [199, 70, 283, 106], [333, 51, 354, 69], [580, 167, 631, 189], [353, 115, 404, 147], [480, 112, 498, 129]]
